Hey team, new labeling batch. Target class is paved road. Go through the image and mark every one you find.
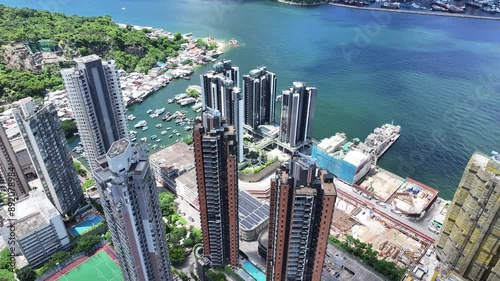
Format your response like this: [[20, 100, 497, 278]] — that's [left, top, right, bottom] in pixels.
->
[[174, 197, 201, 229], [334, 179, 438, 242]]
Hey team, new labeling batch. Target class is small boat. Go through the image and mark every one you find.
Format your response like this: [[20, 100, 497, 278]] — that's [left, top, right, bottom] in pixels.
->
[[130, 130, 137, 135], [176, 133, 181, 136], [147, 109, 153, 114], [172, 129, 178, 133], [127, 114, 136, 121], [161, 131, 167, 135], [134, 120, 147, 128], [169, 135, 173, 138], [167, 99, 174, 104], [176, 139, 182, 143], [155, 108, 166, 115], [156, 139, 161, 142], [150, 113, 159, 118], [131, 137, 137, 142], [142, 126, 149, 131], [183, 76, 191, 80], [156, 124, 163, 128], [152, 145, 158, 149], [151, 135, 157, 140], [162, 115, 169, 121], [141, 137, 147, 142], [184, 126, 192, 131], [166, 127, 171, 130]]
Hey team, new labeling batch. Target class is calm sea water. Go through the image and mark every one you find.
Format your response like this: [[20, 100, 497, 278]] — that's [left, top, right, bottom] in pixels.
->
[[2, 0, 500, 199]]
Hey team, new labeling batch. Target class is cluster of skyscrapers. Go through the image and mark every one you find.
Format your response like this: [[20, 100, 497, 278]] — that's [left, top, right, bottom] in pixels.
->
[[1, 53, 497, 281], [195, 60, 337, 281]]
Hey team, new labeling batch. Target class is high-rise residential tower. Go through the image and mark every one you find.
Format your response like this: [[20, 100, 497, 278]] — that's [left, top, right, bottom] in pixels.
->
[[279, 82, 317, 148], [200, 60, 243, 160], [193, 109, 239, 267], [12, 98, 83, 216], [61, 55, 128, 167], [267, 157, 336, 281], [0, 124, 31, 199], [242, 66, 277, 130], [435, 152, 500, 281], [93, 139, 173, 281]]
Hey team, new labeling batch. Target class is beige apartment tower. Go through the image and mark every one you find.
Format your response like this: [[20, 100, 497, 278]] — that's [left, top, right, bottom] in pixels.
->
[[435, 152, 500, 281]]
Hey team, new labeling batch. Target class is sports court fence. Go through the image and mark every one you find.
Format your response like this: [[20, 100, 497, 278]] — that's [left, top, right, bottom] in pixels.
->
[[35, 240, 107, 281]]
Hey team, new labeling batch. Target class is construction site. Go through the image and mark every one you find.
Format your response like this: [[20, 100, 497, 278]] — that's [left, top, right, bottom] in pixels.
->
[[331, 195, 433, 270], [357, 168, 405, 202]]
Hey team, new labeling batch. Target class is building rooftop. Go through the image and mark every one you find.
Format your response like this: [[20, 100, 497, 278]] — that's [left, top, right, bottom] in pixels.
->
[[74, 54, 101, 64], [107, 139, 130, 158], [344, 150, 370, 166], [473, 151, 500, 176], [390, 178, 439, 215], [17, 97, 32, 105], [176, 169, 197, 191], [359, 169, 405, 202], [150, 142, 194, 174], [316, 133, 347, 153], [239, 190, 269, 231], [11, 137, 26, 152], [0, 189, 59, 237], [320, 170, 337, 196]]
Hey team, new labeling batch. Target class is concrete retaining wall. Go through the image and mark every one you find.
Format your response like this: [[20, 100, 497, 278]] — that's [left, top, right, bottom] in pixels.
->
[[238, 161, 280, 182]]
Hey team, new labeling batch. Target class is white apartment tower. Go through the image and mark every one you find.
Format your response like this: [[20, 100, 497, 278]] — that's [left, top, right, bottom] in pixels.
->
[[61, 55, 128, 167], [93, 139, 173, 281], [200, 60, 243, 160]]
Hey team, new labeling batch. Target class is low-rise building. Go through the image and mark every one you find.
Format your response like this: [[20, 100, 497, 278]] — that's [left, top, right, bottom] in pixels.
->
[[175, 168, 199, 210], [313, 133, 372, 185], [239, 190, 269, 241], [0, 189, 69, 267], [149, 142, 194, 191]]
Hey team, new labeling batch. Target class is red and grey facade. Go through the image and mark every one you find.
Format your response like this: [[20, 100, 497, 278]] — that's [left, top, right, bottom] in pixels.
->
[[193, 109, 239, 267], [267, 157, 337, 281]]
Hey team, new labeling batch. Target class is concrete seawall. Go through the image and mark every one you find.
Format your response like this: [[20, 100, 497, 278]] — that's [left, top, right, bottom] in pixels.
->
[[329, 3, 500, 21]]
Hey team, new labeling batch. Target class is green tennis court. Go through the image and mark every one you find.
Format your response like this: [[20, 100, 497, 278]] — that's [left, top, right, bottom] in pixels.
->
[[56, 250, 123, 281]]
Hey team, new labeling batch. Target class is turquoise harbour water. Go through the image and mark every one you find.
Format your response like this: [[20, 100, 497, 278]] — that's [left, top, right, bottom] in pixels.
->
[[242, 260, 266, 281], [2, 0, 500, 199], [69, 214, 104, 237]]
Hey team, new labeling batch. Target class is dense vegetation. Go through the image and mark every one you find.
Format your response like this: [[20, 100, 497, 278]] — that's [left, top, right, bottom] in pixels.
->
[[241, 156, 278, 174], [0, 64, 64, 101], [329, 235, 406, 281], [73, 161, 87, 178], [0, 5, 187, 101], [159, 192, 202, 264], [61, 119, 77, 138], [16, 267, 37, 281], [82, 178, 94, 191], [36, 235, 103, 276], [0, 248, 15, 281]]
